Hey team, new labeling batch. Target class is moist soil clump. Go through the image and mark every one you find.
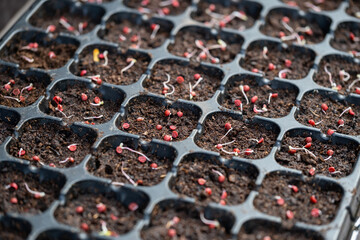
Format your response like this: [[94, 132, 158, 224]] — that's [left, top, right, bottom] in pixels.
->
[[171, 155, 257, 205], [0, 117, 16, 144], [75, 47, 149, 85], [295, 91, 360, 136], [0, 220, 29, 240], [254, 173, 342, 225], [87, 142, 173, 186], [8, 119, 95, 168], [347, 0, 360, 18], [330, 22, 360, 57], [0, 163, 62, 215], [123, 0, 191, 16], [143, 60, 223, 101], [191, 1, 256, 30], [282, 0, 342, 12], [222, 77, 297, 118], [120, 96, 199, 141], [240, 42, 315, 80], [276, 131, 359, 178], [168, 28, 243, 64], [45, 84, 120, 125], [196, 112, 278, 159], [260, 11, 327, 45]]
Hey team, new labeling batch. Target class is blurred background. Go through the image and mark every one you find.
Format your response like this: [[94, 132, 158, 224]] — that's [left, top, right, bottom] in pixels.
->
[[0, 0, 28, 31]]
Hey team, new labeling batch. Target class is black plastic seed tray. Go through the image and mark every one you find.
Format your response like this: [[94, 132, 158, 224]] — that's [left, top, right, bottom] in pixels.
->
[[0, 0, 360, 239]]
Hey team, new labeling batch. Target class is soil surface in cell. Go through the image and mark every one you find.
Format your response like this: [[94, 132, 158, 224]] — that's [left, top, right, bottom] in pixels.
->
[[330, 22, 360, 57], [123, 0, 191, 16], [282, 0, 342, 11], [254, 173, 342, 225], [347, 0, 360, 18], [196, 113, 278, 159], [143, 60, 223, 101], [0, 118, 16, 144], [296, 91, 360, 136], [0, 222, 28, 240]]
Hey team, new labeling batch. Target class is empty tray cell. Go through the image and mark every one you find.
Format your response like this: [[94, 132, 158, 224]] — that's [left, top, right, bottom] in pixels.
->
[[141, 200, 234, 240], [240, 40, 315, 80], [168, 26, 243, 64], [254, 172, 343, 225], [238, 219, 323, 240], [8, 118, 97, 168], [0, 217, 31, 240], [39, 80, 124, 125], [282, 0, 342, 12], [101, 12, 173, 50], [170, 153, 258, 205], [29, 0, 105, 35], [119, 95, 201, 142], [36, 230, 81, 240], [0, 161, 65, 215], [0, 31, 79, 70], [191, 0, 262, 31], [123, 0, 191, 16], [0, 108, 19, 144], [54, 181, 148, 236], [195, 112, 279, 159], [260, 8, 331, 45], [330, 22, 360, 58], [87, 135, 176, 186], [0, 65, 50, 108], [295, 90, 360, 136], [276, 129, 359, 178], [347, 0, 360, 18], [220, 74, 298, 119], [143, 59, 224, 101], [72, 45, 150, 85]]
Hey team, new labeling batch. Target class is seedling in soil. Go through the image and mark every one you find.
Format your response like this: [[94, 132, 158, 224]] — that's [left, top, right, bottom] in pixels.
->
[[283, 0, 342, 12], [124, 0, 190, 16], [331, 22, 360, 57]]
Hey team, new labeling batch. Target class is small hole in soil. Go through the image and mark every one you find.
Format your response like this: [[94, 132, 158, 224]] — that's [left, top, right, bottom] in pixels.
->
[[143, 59, 224, 101], [54, 181, 147, 236], [0, 161, 65, 215], [0, 31, 79, 70], [220, 74, 298, 119], [276, 129, 359, 178], [170, 153, 258, 205], [347, 0, 360, 18], [40, 80, 124, 125], [8, 119, 96, 168], [282, 0, 342, 12], [191, 0, 262, 31], [36, 230, 81, 240], [195, 112, 279, 159], [123, 0, 191, 16], [238, 219, 324, 239], [119, 95, 200, 142], [29, 0, 105, 35], [0, 217, 31, 240], [100, 12, 173, 50], [168, 26, 243, 64], [0, 109, 19, 144], [72, 45, 150, 85], [330, 21, 360, 58], [141, 200, 235, 240], [260, 8, 331, 45], [240, 40, 315, 80], [254, 172, 343, 225], [295, 90, 360, 136]]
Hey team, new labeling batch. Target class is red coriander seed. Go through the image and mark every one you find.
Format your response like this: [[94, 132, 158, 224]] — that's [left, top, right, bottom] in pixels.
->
[[169, 125, 176, 130], [218, 175, 225, 183], [327, 129, 335, 136], [122, 123, 130, 129], [221, 190, 227, 199], [32, 156, 40, 162], [138, 156, 146, 163], [80, 70, 87, 76], [282, 16, 290, 23], [291, 185, 298, 193], [321, 103, 328, 111], [251, 96, 258, 103], [224, 122, 231, 130], [81, 93, 88, 101], [311, 208, 320, 217], [243, 85, 250, 92], [328, 166, 335, 173], [327, 149, 334, 156], [310, 195, 317, 204], [286, 210, 294, 219], [219, 200, 226, 205], [81, 223, 89, 231], [123, 26, 131, 34], [94, 96, 101, 104], [9, 182, 18, 190], [116, 146, 123, 154], [168, 229, 176, 238], [150, 163, 158, 169], [176, 76, 184, 84], [285, 59, 292, 67], [164, 135, 172, 141], [96, 203, 106, 213], [277, 197, 285, 206], [128, 202, 139, 211], [68, 144, 77, 152], [10, 197, 18, 204], [304, 142, 311, 148], [305, 137, 312, 143], [205, 188, 212, 195], [234, 99, 241, 107], [309, 167, 316, 176], [76, 206, 84, 213], [198, 178, 206, 185], [156, 125, 162, 130], [308, 119, 316, 126], [177, 111, 183, 117], [268, 63, 275, 71], [172, 131, 178, 138], [194, 73, 201, 80], [165, 110, 171, 117]]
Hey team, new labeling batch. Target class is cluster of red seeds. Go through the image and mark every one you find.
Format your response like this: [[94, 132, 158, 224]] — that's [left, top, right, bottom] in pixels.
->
[[2, 78, 34, 103], [138, 0, 180, 15]]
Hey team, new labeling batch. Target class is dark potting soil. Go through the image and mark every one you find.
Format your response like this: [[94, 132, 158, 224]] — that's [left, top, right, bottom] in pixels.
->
[[0, 163, 62, 215], [347, 0, 360, 18], [119, 96, 199, 141], [330, 22, 360, 57], [195, 112, 278, 159], [295, 91, 360, 136], [282, 0, 342, 12], [0, 72, 48, 108], [221, 76, 297, 119], [123, 0, 191, 16], [74, 46, 149, 85], [54, 187, 143, 236], [87, 142, 173, 186], [0, 38, 77, 70], [0, 221, 28, 240], [171, 155, 257, 205], [240, 41, 315, 80], [313, 55, 360, 95], [276, 131, 359, 178], [0, 118, 16, 145], [260, 11, 327, 45], [35, 231, 79, 240], [45, 84, 120, 125], [168, 28, 243, 64], [253, 173, 342, 225], [8, 119, 95, 168], [143, 60, 223, 101], [103, 19, 171, 50], [141, 201, 232, 240], [191, 1, 256, 30]]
